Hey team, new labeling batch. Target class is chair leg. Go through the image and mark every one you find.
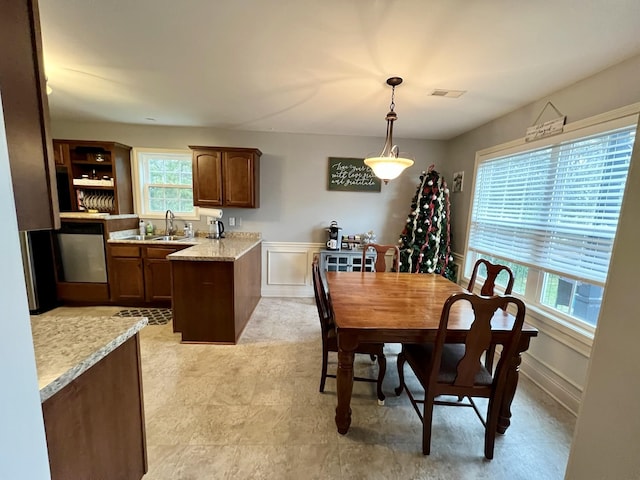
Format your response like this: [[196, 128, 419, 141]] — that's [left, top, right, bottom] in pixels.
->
[[484, 392, 502, 460], [376, 352, 386, 405], [370, 354, 376, 362], [394, 349, 406, 396], [422, 394, 435, 455], [319, 345, 329, 393]]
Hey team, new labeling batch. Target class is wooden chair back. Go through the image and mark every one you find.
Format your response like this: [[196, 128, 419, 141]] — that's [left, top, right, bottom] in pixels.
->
[[312, 255, 333, 334], [467, 259, 515, 297], [312, 255, 387, 403], [430, 293, 526, 393], [362, 243, 400, 272]]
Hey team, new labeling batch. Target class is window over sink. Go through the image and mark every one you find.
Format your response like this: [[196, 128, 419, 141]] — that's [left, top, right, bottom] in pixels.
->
[[132, 148, 196, 218]]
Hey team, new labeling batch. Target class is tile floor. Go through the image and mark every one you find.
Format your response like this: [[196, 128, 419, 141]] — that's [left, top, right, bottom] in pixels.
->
[[47, 298, 575, 479]]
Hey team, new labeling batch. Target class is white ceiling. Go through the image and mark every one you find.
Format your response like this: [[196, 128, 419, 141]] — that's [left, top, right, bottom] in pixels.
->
[[38, 0, 640, 140]]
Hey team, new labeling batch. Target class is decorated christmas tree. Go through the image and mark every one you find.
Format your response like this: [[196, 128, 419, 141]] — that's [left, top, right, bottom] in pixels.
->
[[398, 166, 455, 280]]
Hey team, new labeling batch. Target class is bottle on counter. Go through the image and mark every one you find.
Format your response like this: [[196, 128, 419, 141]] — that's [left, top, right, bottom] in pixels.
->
[[139, 220, 145, 236], [146, 222, 154, 235]]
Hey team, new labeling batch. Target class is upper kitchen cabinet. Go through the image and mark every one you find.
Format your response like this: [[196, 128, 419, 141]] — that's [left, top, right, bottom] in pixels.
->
[[190, 146, 261, 208], [0, 0, 60, 231], [55, 140, 134, 214]]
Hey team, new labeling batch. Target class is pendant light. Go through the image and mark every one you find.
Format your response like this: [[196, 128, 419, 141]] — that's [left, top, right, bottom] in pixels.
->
[[364, 77, 414, 183]]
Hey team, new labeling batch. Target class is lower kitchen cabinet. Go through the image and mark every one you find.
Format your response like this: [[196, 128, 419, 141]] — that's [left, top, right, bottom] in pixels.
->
[[108, 243, 188, 306], [42, 334, 147, 480], [109, 245, 144, 304], [143, 247, 178, 303]]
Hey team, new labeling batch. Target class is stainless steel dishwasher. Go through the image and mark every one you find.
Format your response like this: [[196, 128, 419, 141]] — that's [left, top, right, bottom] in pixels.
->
[[57, 222, 108, 283]]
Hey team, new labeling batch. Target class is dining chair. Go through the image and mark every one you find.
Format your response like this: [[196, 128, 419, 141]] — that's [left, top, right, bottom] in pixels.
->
[[394, 292, 526, 459], [361, 243, 400, 272], [467, 258, 515, 372], [467, 258, 515, 297], [312, 256, 387, 404]]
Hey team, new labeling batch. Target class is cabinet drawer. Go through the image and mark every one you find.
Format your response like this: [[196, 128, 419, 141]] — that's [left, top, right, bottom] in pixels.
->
[[110, 245, 141, 257], [145, 247, 179, 259]]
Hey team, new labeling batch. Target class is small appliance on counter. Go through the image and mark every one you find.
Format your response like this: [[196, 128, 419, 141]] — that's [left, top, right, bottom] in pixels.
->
[[325, 220, 342, 250], [200, 208, 225, 239]]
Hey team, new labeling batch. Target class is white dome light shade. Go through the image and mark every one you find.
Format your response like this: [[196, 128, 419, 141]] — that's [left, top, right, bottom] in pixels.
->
[[364, 155, 414, 181], [364, 77, 415, 184]]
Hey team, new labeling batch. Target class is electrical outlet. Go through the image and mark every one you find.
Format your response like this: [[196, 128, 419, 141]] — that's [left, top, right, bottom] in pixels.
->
[[238, 217, 243, 227], [229, 217, 236, 226]]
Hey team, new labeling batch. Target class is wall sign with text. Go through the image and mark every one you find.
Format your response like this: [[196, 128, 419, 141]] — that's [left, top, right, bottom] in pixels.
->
[[327, 157, 381, 192]]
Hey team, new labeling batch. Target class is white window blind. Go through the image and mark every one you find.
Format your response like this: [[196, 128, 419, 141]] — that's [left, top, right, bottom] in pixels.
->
[[468, 124, 636, 286]]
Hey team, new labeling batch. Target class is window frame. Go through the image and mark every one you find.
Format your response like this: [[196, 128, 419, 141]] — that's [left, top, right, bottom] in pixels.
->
[[132, 147, 199, 220], [462, 104, 639, 341]]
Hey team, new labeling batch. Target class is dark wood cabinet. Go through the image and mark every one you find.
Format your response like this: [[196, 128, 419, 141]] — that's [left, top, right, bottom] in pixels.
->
[[52, 140, 70, 166], [190, 146, 261, 208], [143, 246, 180, 303], [108, 243, 188, 306], [0, 0, 60, 231], [54, 139, 133, 214], [192, 149, 223, 206], [42, 335, 147, 480], [171, 243, 262, 343], [108, 245, 145, 304]]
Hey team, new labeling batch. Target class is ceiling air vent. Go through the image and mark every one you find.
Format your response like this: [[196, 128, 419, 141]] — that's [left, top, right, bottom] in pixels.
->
[[429, 89, 466, 98]]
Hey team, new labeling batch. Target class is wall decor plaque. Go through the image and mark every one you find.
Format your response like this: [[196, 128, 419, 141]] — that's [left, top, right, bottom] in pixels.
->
[[327, 157, 381, 192]]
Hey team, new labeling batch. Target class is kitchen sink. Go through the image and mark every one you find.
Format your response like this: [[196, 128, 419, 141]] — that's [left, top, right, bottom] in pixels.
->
[[120, 235, 148, 240], [152, 235, 191, 242]]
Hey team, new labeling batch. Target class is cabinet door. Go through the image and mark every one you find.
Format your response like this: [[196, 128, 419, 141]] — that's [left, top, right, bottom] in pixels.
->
[[144, 259, 172, 303], [108, 246, 144, 303], [223, 151, 257, 207], [193, 150, 223, 207], [53, 140, 70, 166], [110, 257, 144, 303], [143, 246, 184, 304], [1, 0, 59, 230]]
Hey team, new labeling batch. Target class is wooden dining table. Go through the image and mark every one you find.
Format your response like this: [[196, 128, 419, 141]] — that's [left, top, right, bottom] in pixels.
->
[[325, 271, 538, 435]]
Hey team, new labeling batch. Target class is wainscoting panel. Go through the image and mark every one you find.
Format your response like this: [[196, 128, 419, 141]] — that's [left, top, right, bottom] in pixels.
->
[[261, 242, 321, 297]]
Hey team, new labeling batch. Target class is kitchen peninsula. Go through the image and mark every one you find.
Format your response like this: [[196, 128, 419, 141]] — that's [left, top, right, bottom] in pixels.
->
[[169, 232, 262, 344], [32, 314, 148, 480]]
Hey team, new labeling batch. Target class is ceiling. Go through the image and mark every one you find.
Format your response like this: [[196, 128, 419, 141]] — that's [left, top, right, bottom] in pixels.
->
[[38, 0, 640, 140]]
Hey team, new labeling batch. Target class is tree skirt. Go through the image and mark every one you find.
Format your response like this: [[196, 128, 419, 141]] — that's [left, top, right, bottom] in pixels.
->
[[114, 308, 172, 325]]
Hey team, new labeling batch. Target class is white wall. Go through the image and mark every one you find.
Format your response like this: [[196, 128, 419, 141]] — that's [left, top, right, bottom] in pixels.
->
[[51, 122, 445, 245], [0, 95, 51, 477]]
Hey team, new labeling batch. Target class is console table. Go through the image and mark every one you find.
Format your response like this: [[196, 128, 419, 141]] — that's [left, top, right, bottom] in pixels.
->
[[319, 249, 374, 273]]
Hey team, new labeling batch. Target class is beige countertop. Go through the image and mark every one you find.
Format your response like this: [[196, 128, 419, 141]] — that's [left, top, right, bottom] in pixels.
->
[[108, 231, 262, 261], [168, 236, 262, 261], [31, 315, 147, 402]]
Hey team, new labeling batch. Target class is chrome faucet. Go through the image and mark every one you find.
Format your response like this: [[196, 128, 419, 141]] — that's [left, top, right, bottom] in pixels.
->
[[165, 210, 176, 236]]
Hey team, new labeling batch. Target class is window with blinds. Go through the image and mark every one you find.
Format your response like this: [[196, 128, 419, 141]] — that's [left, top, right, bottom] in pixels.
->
[[465, 115, 637, 328]]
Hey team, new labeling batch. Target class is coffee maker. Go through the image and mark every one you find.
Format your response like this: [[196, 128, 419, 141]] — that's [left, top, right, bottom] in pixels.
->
[[325, 221, 342, 251]]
